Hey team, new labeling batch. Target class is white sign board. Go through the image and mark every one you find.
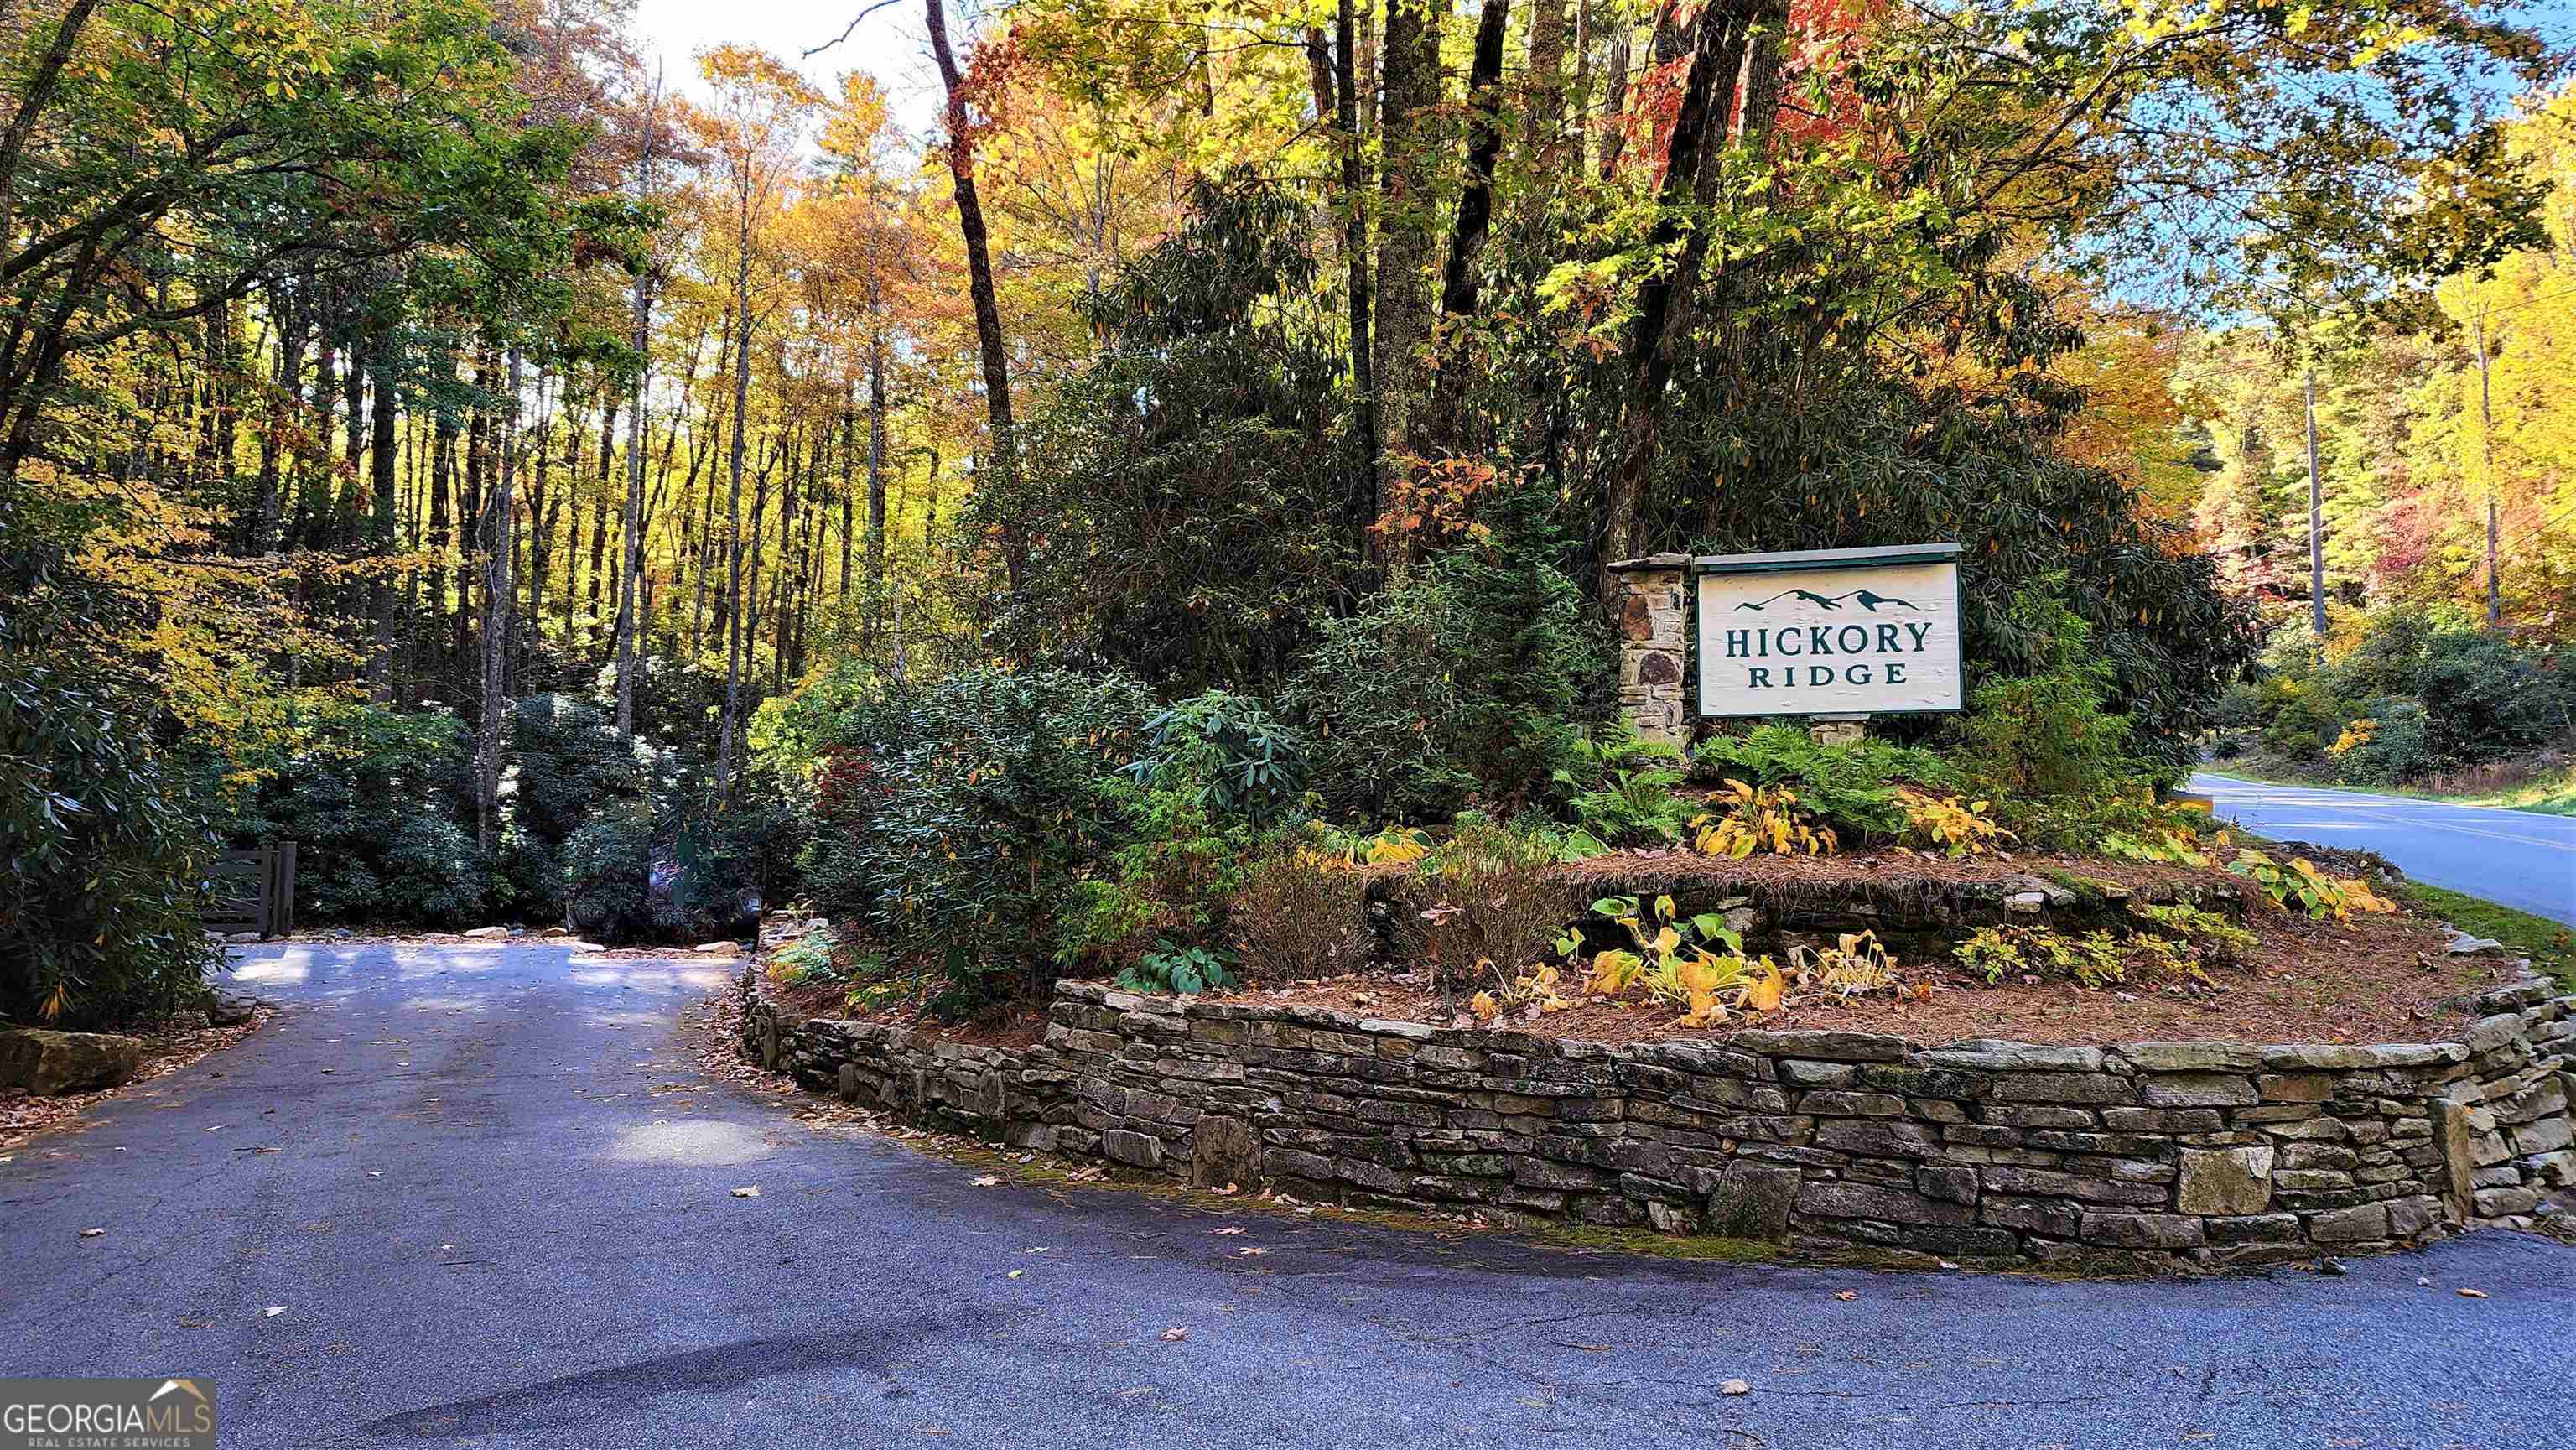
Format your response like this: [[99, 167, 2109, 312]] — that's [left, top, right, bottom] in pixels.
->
[[1695, 544, 1962, 717]]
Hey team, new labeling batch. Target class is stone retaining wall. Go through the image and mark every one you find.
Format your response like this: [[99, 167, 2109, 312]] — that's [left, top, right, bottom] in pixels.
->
[[742, 973, 2573, 1271]]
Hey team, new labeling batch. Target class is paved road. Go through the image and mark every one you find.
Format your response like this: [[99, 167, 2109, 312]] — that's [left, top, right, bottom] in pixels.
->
[[2193, 772, 2576, 927], [6, 942, 2572, 1449]]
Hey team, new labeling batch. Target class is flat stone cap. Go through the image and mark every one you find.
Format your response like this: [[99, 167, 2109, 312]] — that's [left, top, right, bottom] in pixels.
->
[[1606, 552, 1692, 572]]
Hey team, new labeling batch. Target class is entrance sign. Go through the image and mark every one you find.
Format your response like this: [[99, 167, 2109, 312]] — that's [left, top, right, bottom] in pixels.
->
[[1694, 543, 1962, 718]]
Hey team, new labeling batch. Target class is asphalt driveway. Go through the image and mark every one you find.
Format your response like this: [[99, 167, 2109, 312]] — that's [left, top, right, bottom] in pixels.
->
[[2192, 772, 2576, 926], [4, 939, 2570, 1449]]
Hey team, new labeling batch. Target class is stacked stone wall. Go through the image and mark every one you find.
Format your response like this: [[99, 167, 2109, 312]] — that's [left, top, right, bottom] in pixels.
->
[[740, 973, 2573, 1271]]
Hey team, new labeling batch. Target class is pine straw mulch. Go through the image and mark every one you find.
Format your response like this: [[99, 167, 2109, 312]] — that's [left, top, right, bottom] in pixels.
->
[[1205, 898, 2522, 1049], [1552, 846, 2238, 899], [0, 1006, 276, 1156]]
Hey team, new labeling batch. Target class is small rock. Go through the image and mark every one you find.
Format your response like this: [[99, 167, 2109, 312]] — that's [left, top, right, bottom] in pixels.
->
[[79, 1227, 106, 1238], [208, 990, 261, 1026], [693, 941, 742, 956], [1720, 1380, 1750, 1397], [2417, 1277, 2432, 1286], [2456, 1288, 2487, 1298], [2314, 1258, 2346, 1276], [2444, 930, 2506, 955], [730, 1185, 760, 1198], [462, 926, 509, 939]]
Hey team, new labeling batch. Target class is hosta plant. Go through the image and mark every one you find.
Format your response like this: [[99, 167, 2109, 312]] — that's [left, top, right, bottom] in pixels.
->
[[1895, 789, 2012, 858], [1692, 780, 1837, 857], [2225, 851, 2397, 921]]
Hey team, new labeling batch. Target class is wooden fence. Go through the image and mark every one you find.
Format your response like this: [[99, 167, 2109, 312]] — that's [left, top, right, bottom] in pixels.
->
[[205, 843, 296, 938]]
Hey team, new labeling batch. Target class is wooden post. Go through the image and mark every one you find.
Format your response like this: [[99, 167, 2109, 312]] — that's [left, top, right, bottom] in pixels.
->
[[1605, 552, 1690, 748]]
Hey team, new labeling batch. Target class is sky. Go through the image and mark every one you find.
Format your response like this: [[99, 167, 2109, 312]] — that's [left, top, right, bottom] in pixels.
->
[[627, 0, 940, 133]]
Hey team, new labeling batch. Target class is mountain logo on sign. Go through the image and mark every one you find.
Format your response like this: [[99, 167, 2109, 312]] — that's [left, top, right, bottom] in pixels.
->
[[1732, 588, 1919, 613]]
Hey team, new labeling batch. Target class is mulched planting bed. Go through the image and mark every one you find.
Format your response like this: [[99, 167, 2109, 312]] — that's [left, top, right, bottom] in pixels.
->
[[1206, 865, 2515, 1047], [1556, 847, 2236, 899]]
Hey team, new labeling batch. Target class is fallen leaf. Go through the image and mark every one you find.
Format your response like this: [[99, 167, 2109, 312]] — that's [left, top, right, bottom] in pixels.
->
[[1560, 1342, 1613, 1353], [1212, 1226, 1245, 1236], [972, 1175, 1002, 1188], [1007, 1270, 1024, 1280], [1160, 1327, 1188, 1343], [2457, 1288, 2488, 1298], [730, 1186, 761, 1198], [1835, 1291, 1857, 1302], [262, 1307, 286, 1317], [80, 1227, 106, 1238], [1721, 1380, 1750, 1397], [1237, 1247, 1266, 1257]]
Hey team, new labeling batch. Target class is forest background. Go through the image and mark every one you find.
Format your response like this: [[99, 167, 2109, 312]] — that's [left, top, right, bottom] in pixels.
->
[[3, 0, 2570, 1027]]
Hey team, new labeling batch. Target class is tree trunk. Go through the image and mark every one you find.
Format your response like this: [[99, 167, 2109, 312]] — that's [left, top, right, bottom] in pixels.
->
[[925, 0, 1024, 615], [1427, 0, 1512, 455], [1524, 0, 1569, 202], [367, 331, 399, 702], [1601, 0, 1746, 588], [1371, 0, 1441, 576], [0, 0, 103, 249], [1332, 0, 1378, 589], [1597, 6, 1645, 179], [477, 347, 523, 854], [427, 379, 457, 689], [865, 326, 888, 641], [715, 205, 756, 803], [615, 270, 654, 745]]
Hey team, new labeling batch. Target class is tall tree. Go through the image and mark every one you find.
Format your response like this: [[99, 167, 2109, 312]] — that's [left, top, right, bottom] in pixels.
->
[[692, 45, 819, 798], [924, 0, 1026, 615]]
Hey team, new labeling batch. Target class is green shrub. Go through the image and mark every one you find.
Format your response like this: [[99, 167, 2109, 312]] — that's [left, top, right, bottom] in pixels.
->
[[1124, 689, 1308, 827], [1115, 938, 1239, 995], [796, 666, 1155, 1014], [1950, 590, 2141, 798], [562, 799, 657, 944], [562, 762, 792, 947], [767, 925, 844, 989], [2211, 682, 2263, 731], [2260, 682, 2336, 761], [0, 657, 223, 1028], [1285, 493, 1603, 823], [378, 814, 486, 926], [2329, 697, 2432, 787], [241, 699, 485, 927], [495, 694, 646, 919], [2223, 607, 2572, 787], [2414, 629, 2566, 767]]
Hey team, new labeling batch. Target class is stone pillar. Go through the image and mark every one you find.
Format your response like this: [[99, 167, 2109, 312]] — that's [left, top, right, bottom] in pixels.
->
[[1810, 716, 1867, 748], [1607, 553, 1690, 748]]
